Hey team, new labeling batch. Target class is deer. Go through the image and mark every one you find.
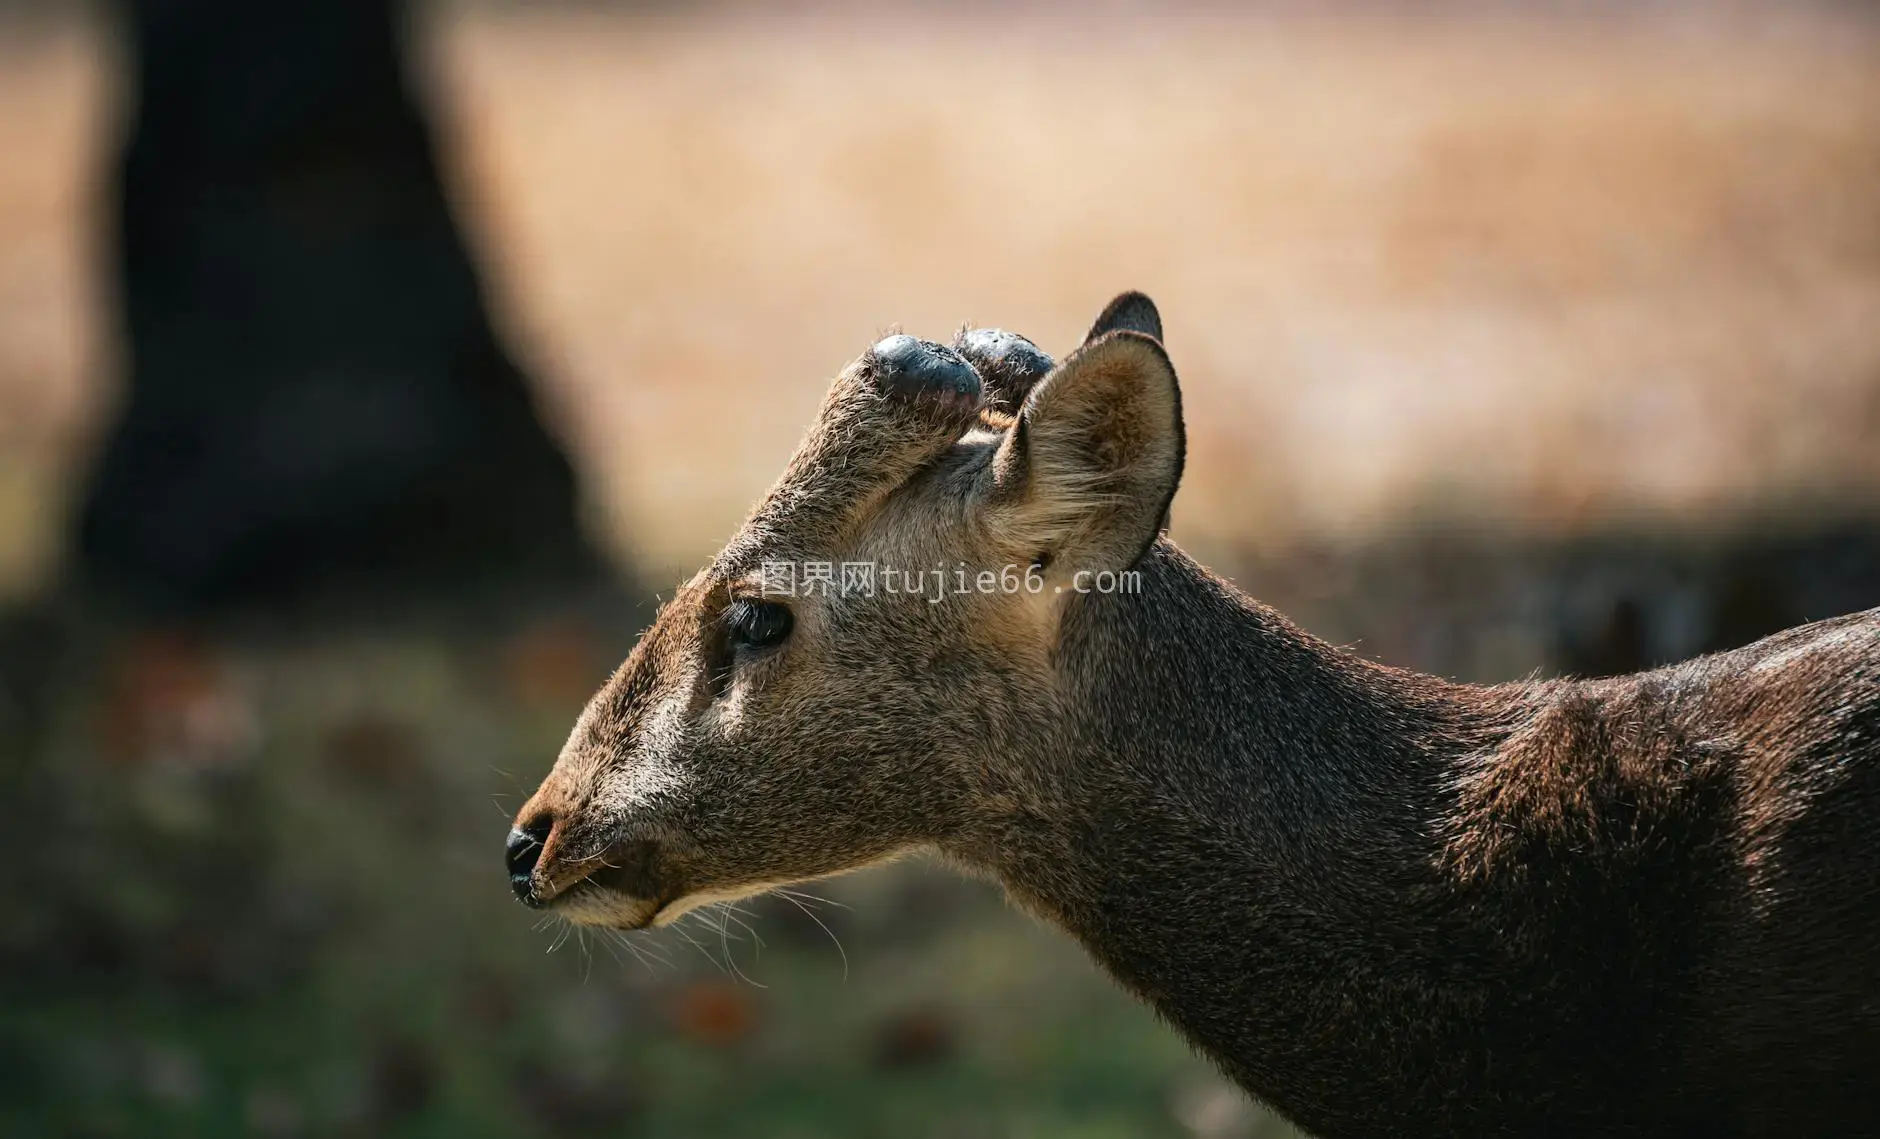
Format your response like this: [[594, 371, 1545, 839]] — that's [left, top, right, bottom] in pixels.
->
[[506, 292, 1880, 1138]]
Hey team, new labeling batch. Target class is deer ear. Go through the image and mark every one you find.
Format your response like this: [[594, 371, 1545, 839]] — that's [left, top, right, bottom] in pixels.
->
[[987, 328, 1184, 579], [1083, 291, 1163, 345]]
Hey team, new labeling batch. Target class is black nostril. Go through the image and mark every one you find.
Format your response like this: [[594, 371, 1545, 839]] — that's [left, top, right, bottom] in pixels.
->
[[506, 816, 551, 904]]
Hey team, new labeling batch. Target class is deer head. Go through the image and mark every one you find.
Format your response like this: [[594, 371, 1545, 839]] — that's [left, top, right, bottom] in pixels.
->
[[506, 293, 1183, 929]]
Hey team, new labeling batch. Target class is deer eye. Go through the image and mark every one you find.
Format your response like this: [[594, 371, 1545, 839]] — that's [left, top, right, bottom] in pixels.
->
[[724, 599, 793, 651]]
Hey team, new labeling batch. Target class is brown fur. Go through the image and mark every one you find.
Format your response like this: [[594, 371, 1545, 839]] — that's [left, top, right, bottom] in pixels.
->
[[511, 294, 1880, 1137]]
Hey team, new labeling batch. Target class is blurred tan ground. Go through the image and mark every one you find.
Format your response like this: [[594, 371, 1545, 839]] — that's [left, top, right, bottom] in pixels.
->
[[2, 4, 1878, 594]]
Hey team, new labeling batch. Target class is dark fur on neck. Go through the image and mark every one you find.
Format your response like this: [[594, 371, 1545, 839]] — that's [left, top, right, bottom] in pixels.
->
[[951, 540, 1880, 1139]]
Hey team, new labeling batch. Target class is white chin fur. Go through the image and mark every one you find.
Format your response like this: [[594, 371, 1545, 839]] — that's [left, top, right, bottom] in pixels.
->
[[650, 880, 790, 927], [557, 887, 659, 930]]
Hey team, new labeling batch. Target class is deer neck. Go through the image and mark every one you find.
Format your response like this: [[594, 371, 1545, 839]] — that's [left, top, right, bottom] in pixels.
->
[[958, 541, 1516, 1133]]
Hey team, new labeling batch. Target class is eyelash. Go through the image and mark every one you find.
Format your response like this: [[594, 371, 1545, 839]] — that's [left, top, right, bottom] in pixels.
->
[[723, 599, 794, 652]]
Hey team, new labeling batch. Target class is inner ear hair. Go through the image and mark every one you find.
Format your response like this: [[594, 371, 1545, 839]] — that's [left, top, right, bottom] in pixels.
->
[[989, 328, 1185, 578]]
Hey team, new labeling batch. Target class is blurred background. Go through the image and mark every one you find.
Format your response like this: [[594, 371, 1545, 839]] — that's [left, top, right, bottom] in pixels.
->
[[2, 0, 1877, 1135]]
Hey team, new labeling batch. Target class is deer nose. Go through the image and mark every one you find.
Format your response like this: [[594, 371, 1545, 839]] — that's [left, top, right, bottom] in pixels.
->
[[506, 815, 552, 906]]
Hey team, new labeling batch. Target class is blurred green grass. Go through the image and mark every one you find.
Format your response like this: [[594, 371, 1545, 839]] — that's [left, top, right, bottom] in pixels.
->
[[0, 618, 1294, 1138]]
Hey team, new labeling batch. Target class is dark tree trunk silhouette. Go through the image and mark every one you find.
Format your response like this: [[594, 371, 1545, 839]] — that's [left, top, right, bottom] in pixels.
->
[[78, 0, 597, 611]]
